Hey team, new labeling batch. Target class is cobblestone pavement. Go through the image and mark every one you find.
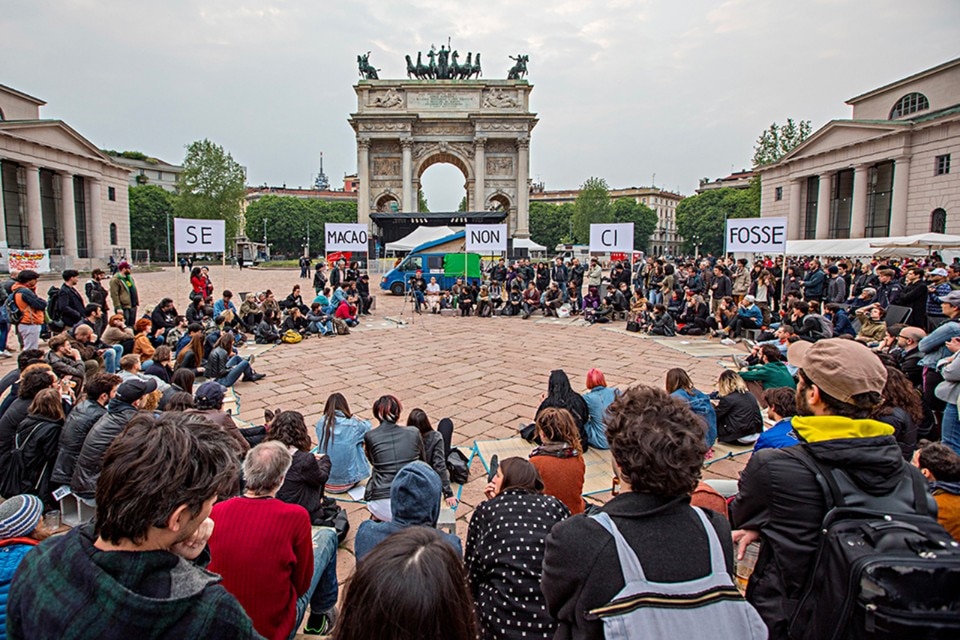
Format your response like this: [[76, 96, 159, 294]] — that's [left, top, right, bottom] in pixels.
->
[[2, 265, 750, 623]]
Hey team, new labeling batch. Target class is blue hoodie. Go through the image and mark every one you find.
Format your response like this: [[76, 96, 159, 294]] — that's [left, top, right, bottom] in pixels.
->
[[354, 461, 462, 561], [671, 388, 718, 448]]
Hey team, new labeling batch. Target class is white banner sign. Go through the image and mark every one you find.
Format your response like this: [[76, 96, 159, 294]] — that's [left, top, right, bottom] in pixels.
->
[[589, 223, 634, 253], [174, 218, 225, 253], [465, 224, 507, 252], [325, 223, 369, 252], [5, 249, 51, 274], [726, 217, 788, 253]]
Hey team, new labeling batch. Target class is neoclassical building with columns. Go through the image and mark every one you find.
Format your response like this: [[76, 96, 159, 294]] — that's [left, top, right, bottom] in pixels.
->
[[759, 57, 959, 239], [0, 83, 131, 269]]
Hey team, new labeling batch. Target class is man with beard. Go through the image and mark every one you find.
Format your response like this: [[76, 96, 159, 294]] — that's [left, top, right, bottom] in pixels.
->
[[730, 339, 935, 639]]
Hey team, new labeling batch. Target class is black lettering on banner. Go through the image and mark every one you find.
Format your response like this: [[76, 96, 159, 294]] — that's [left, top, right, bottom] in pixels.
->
[[201, 227, 212, 244], [730, 222, 787, 247], [327, 229, 368, 246], [471, 229, 500, 244], [601, 229, 618, 246], [186, 226, 199, 243]]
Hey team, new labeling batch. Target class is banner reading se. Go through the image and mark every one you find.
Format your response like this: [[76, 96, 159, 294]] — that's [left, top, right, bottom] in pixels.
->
[[174, 218, 226, 253], [725, 217, 788, 253], [325, 224, 369, 252], [465, 224, 507, 252]]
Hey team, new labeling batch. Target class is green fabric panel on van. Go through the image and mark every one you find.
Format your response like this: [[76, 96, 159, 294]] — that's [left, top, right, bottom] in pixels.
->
[[443, 253, 481, 278]]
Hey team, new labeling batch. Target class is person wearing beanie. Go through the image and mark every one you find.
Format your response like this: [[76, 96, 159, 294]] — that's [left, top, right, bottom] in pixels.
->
[[0, 494, 49, 639], [825, 264, 847, 304]]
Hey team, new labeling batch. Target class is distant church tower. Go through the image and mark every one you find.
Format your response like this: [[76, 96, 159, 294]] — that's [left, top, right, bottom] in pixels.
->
[[314, 152, 330, 191]]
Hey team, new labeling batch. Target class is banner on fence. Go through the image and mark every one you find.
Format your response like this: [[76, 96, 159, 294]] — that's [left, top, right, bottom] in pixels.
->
[[325, 224, 369, 252], [465, 224, 507, 252], [589, 223, 634, 254], [6, 249, 51, 274], [174, 218, 226, 253], [725, 217, 788, 254]]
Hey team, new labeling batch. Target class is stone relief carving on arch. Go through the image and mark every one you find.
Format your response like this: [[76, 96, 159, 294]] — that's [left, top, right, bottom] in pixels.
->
[[358, 122, 410, 132], [482, 88, 520, 109], [372, 157, 402, 176], [369, 88, 404, 109], [486, 156, 514, 176], [483, 139, 516, 154]]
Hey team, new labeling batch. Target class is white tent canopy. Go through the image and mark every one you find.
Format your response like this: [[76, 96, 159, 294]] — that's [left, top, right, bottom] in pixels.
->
[[784, 233, 960, 258], [512, 237, 547, 253], [785, 237, 884, 258], [870, 233, 960, 251], [385, 226, 459, 253]]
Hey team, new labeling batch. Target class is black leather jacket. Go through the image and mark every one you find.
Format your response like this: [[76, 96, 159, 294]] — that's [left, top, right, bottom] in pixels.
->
[[50, 399, 107, 486], [71, 399, 139, 499], [362, 421, 424, 501], [205, 347, 231, 380]]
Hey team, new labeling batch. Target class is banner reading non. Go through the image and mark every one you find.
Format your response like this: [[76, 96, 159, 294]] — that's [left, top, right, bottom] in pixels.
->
[[325, 223, 369, 252], [726, 217, 788, 253], [465, 224, 507, 252], [174, 218, 226, 253], [589, 223, 634, 254]]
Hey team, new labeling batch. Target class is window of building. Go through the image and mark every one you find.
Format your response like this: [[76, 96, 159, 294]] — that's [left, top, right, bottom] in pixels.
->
[[931, 208, 947, 234], [829, 169, 854, 239], [936, 154, 951, 176], [109, 223, 118, 245], [775, 186, 783, 201], [889, 92, 929, 119], [803, 176, 819, 240], [74, 176, 88, 258], [108, 186, 116, 201], [865, 161, 894, 238], [1, 162, 28, 249], [157, 171, 163, 181]]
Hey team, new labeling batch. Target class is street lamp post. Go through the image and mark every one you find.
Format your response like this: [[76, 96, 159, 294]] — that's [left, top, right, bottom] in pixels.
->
[[165, 212, 171, 262], [262, 218, 268, 261]]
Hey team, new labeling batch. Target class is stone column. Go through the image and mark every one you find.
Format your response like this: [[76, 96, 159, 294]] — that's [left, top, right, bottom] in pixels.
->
[[890, 155, 911, 236], [24, 164, 44, 249], [474, 138, 486, 212], [815, 172, 833, 239], [400, 138, 413, 212], [59, 172, 78, 260], [0, 160, 7, 246], [357, 138, 371, 227], [88, 178, 105, 260], [787, 178, 803, 240], [849, 164, 870, 238], [515, 137, 530, 237]]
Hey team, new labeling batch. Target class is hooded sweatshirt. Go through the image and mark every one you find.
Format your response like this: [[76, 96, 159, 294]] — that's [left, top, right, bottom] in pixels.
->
[[353, 461, 461, 561], [6, 524, 261, 639]]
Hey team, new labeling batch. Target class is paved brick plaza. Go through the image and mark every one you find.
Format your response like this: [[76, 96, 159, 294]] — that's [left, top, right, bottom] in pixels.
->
[[1, 264, 749, 615]]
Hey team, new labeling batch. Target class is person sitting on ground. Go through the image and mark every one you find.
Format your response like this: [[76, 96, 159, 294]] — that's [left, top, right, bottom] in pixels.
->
[[475, 284, 493, 318], [713, 370, 764, 445], [0, 367, 54, 465], [280, 306, 309, 337], [334, 527, 477, 640], [824, 302, 856, 337], [184, 295, 206, 325], [305, 302, 334, 336], [239, 293, 262, 331], [12, 388, 66, 507], [530, 407, 585, 514], [50, 373, 122, 490], [334, 298, 358, 327], [913, 440, 960, 540], [132, 318, 163, 364], [603, 283, 628, 319], [261, 289, 281, 318], [709, 296, 737, 335], [149, 298, 178, 337], [536, 369, 590, 453], [282, 285, 309, 316], [647, 303, 677, 336], [582, 368, 619, 449], [185, 381, 251, 455], [0, 494, 52, 630], [407, 409, 457, 506], [542, 385, 764, 640], [206, 332, 264, 386], [457, 285, 474, 317], [212, 290, 239, 324], [667, 289, 684, 319], [355, 460, 462, 561], [142, 345, 174, 384], [158, 367, 194, 411], [174, 326, 205, 376], [44, 333, 86, 384], [739, 344, 797, 403], [666, 368, 717, 449], [871, 364, 924, 460], [425, 277, 441, 313], [316, 393, 372, 494], [521, 281, 541, 319], [791, 300, 834, 342], [855, 302, 887, 344], [582, 285, 602, 323], [363, 395, 425, 521], [116, 353, 144, 383], [254, 309, 281, 344], [74, 324, 122, 375], [269, 411, 332, 523], [753, 386, 800, 451], [725, 294, 764, 339], [70, 377, 157, 504], [467, 457, 569, 640], [678, 292, 711, 335]]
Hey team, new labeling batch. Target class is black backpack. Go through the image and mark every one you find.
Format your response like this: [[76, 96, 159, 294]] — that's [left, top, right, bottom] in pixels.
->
[[46, 286, 62, 324], [5, 290, 23, 325], [785, 449, 960, 640]]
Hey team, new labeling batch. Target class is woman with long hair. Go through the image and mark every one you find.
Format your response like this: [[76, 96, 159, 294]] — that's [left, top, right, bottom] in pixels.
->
[[269, 411, 331, 524], [666, 368, 718, 449], [206, 332, 263, 387], [174, 331, 205, 376], [335, 527, 477, 640], [14, 387, 66, 507], [531, 408, 585, 514], [159, 367, 195, 411], [466, 457, 569, 640], [714, 370, 764, 445], [316, 393, 372, 494], [363, 395, 424, 521], [873, 365, 924, 460], [536, 369, 590, 452], [406, 408, 456, 506], [143, 345, 173, 384]]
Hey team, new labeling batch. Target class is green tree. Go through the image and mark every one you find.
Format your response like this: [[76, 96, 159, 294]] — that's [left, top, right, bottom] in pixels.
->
[[244, 195, 357, 257], [129, 185, 175, 260], [752, 118, 812, 167], [457, 196, 468, 212], [676, 178, 761, 255], [418, 190, 430, 212], [611, 197, 658, 251], [175, 139, 247, 242], [529, 201, 574, 251], [571, 177, 613, 243]]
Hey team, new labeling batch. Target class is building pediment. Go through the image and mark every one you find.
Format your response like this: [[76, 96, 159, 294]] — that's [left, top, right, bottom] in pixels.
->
[[0, 120, 115, 164], [778, 120, 907, 164]]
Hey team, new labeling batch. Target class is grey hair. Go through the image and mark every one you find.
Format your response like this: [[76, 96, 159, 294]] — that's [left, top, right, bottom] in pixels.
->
[[242, 440, 292, 495]]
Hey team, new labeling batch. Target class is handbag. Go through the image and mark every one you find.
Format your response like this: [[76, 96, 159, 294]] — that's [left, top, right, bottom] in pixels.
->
[[625, 320, 640, 332], [446, 448, 470, 485]]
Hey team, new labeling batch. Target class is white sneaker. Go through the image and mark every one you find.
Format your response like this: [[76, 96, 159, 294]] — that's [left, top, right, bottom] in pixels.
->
[[0, 350, 11, 358], [720, 338, 737, 346]]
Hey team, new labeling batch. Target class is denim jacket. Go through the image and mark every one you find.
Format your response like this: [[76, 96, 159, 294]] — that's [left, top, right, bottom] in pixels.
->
[[316, 411, 372, 488]]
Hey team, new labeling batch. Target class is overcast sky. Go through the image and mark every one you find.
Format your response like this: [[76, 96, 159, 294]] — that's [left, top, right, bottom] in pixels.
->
[[3, 0, 958, 210]]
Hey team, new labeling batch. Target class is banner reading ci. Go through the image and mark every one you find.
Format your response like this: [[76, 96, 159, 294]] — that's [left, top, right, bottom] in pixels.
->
[[174, 218, 225, 253], [465, 224, 507, 252], [589, 223, 634, 253], [325, 224, 368, 252], [726, 217, 787, 253]]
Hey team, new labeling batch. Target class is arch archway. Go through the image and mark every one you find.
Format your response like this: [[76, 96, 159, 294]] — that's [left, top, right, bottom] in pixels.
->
[[931, 208, 947, 234], [375, 192, 400, 212], [487, 191, 511, 212]]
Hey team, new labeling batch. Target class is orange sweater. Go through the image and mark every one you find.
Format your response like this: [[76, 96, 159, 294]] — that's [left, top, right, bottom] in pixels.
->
[[934, 490, 960, 541], [531, 452, 585, 515], [133, 333, 155, 362]]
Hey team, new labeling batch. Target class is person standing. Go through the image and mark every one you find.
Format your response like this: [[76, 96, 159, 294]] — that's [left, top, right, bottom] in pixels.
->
[[109, 261, 139, 327], [10, 271, 47, 352], [58, 270, 86, 329]]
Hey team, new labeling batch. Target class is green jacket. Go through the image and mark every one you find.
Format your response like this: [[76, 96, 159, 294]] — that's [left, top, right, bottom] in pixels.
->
[[739, 360, 797, 389]]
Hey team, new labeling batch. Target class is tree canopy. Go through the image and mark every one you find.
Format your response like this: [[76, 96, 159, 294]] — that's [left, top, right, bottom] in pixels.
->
[[529, 201, 574, 251], [244, 195, 357, 257], [752, 118, 812, 167], [676, 179, 760, 255], [611, 197, 658, 251], [128, 185, 175, 260], [571, 177, 613, 243], [175, 139, 247, 241]]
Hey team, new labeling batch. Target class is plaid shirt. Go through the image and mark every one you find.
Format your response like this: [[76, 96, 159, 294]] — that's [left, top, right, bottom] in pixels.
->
[[6, 524, 263, 640]]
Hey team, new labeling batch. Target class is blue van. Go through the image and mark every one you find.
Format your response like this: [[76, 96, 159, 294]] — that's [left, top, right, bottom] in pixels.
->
[[380, 230, 483, 295]]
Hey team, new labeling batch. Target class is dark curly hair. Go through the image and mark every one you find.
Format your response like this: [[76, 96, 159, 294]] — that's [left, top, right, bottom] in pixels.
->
[[605, 385, 706, 496], [266, 410, 312, 452]]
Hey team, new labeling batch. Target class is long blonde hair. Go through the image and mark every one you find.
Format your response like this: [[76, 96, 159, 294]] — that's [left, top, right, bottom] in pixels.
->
[[717, 370, 748, 396]]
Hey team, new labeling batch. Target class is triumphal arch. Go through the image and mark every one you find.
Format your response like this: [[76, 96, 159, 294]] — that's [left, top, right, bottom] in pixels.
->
[[349, 50, 537, 239]]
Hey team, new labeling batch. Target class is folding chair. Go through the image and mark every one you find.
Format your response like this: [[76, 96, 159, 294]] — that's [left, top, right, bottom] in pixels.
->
[[885, 304, 912, 328]]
